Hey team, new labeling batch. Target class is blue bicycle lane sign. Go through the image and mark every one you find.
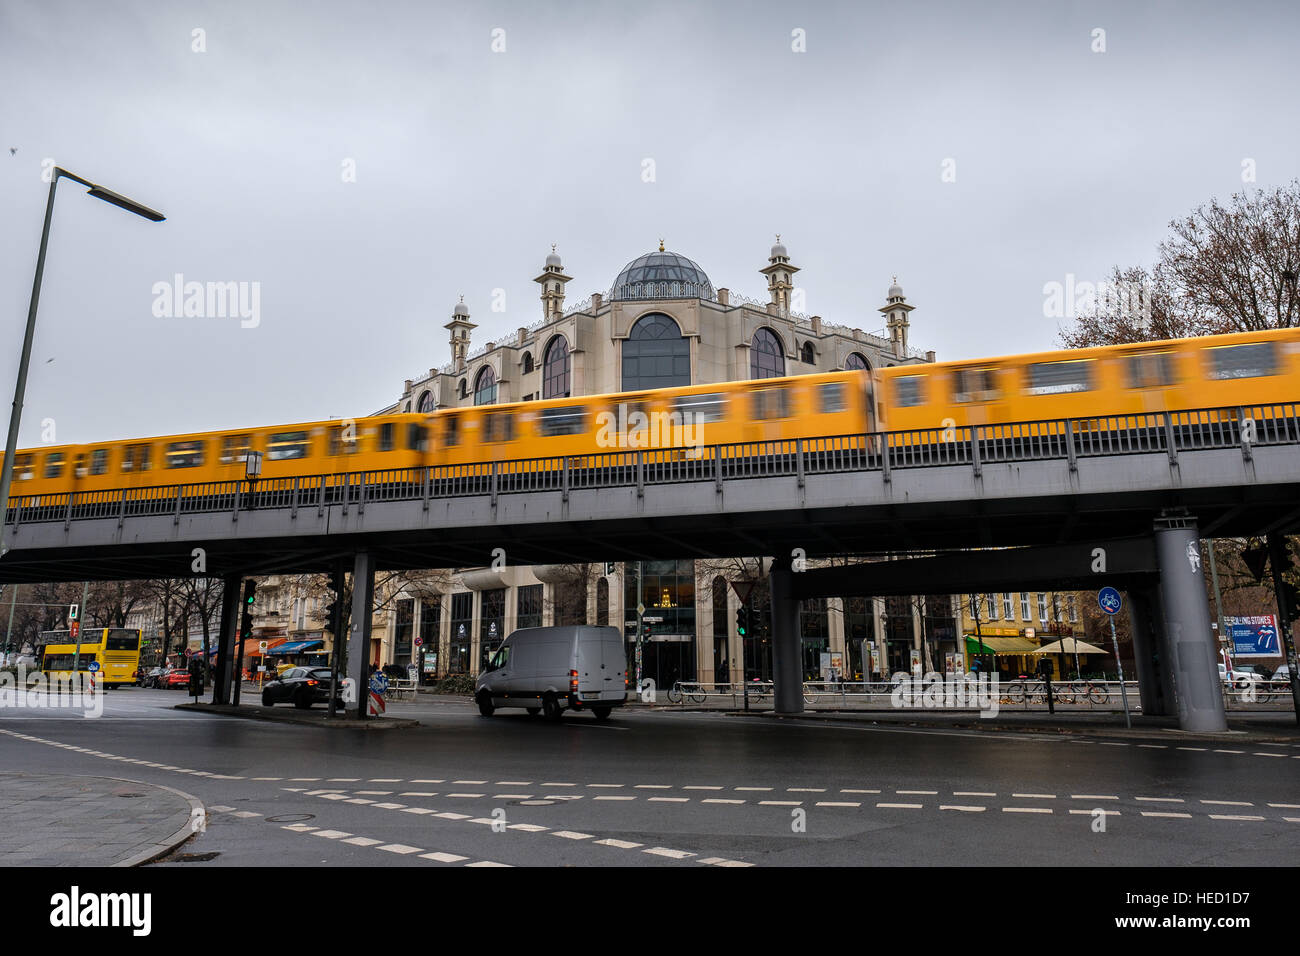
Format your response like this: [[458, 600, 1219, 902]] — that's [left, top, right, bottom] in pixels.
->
[[1098, 587, 1123, 615]]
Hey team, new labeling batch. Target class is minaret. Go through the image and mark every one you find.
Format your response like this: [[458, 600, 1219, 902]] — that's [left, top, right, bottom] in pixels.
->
[[444, 296, 476, 372], [533, 244, 572, 321], [879, 277, 914, 359], [759, 235, 800, 314]]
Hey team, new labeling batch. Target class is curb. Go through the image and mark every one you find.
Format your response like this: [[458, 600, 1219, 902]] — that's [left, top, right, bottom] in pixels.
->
[[174, 703, 420, 729], [88, 775, 204, 868]]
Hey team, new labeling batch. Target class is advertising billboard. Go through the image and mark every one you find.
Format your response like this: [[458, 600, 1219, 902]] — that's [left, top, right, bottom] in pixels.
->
[[1226, 615, 1280, 658]]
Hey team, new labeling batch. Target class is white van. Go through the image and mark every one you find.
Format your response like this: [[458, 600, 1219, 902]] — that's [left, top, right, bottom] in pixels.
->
[[475, 625, 627, 721]]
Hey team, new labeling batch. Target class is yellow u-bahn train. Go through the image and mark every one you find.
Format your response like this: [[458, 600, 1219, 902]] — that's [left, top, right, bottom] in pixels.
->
[[4, 328, 1298, 500]]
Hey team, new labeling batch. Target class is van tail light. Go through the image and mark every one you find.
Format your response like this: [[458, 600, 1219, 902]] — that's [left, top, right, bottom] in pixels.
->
[[570, 669, 579, 691]]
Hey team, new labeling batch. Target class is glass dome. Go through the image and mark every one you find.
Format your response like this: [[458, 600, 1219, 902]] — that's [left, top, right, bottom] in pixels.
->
[[611, 251, 714, 301]]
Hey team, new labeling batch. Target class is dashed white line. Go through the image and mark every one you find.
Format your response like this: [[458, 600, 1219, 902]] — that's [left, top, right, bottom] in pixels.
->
[[342, 836, 383, 846], [421, 851, 468, 863], [940, 805, 986, 812], [552, 831, 593, 840], [1141, 812, 1192, 819], [644, 847, 694, 859], [312, 830, 352, 839], [1003, 807, 1053, 814], [1201, 800, 1253, 807], [1209, 814, 1266, 822], [877, 802, 923, 809], [1011, 793, 1056, 799], [377, 844, 423, 854], [1070, 795, 1118, 800], [596, 839, 643, 849], [703, 799, 746, 805]]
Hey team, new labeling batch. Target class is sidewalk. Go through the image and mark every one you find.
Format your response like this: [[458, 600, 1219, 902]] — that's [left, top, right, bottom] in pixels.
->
[[0, 773, 201, 866], [175, 702, 420, 729]]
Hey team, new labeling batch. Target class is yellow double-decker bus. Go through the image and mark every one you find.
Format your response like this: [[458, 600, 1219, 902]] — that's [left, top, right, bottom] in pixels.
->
[[38, 628, 142, 688]]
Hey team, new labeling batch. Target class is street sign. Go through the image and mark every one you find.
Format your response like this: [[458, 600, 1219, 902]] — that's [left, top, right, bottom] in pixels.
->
[[636, 602, 646, 617], [1098, 587, 1123, 615], [258, 640, 269, 652], [642, 616, 663, 624], [87, 661, 100, 673], [414, 636, 423, 646], [370, 672, 389, 694]]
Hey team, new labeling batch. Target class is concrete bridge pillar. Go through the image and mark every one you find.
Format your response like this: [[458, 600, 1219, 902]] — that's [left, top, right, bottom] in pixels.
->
[[347, 551, 376, 720], [769, 555, 803, 715], [1154, 516, 1227, 733], [1127, 587, 1171, 717], [212, 572, 241, 705]]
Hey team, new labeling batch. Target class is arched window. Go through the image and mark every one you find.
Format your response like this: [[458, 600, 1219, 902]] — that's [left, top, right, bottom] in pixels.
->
[[403, 402, 411, 413], [845, 352, 869, 371], [750, 327, 785, 379], [473, 366, 497, 405], [542, 336, 571, 399], [417, 391, 434, 413], [800, 342, 815, 364], [596, 578, 609, 627], [458, 379, 468, 399], [522, 352, 534, 374], [622, 313, 690, 390]]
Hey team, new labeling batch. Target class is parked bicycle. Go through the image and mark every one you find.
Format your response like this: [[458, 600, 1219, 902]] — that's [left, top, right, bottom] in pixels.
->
[[666, 680, 708, 704]]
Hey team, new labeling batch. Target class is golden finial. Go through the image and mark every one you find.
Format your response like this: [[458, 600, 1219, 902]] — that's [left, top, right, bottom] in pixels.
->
[[658, 238, 665, 252]]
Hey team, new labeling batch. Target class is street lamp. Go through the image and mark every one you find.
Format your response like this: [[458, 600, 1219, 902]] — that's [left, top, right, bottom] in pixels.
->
[[0, 168, 164, 559]]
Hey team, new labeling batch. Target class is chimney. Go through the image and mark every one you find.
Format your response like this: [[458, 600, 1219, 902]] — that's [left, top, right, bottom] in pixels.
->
[[717, 288, 729, 306], [592, 292, 603, 310], [852, 329, 863, 342], [810, 315, 821, 334], [766, 302, 778, 316], [517, 327, 526, 345], [926, 350, 936, 363]]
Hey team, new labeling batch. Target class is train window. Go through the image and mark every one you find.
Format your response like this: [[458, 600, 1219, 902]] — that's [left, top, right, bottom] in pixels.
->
[[89, 449, 108, 476], [443, 415, 460, 447], [406, 423, 428, 452], [165, 440, 205, 468], [14, 453, 35, 480], [482, 413, 515, 443], [752, 387, 791, 420], [379, 422, 395, 452], [1124, 351, 1176, 388], [1206, 342, 1278, 380], [539, 406, 586, 436], [1025, 360, 1094, 396], [327, 426, 360, 455], [267, 432, 309, 460], [672, 393, 727, 423], [122, 444, 151, 473], [44, 452, 65, 479], [953, 367, 999, 403], [221, 434, 251, 465], [819, 382, 847, 414], [893, 376, 926, 407]]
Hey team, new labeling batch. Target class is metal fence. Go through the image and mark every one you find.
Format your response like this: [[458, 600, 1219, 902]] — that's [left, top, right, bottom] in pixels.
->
[[5, 403, 1297, 527]]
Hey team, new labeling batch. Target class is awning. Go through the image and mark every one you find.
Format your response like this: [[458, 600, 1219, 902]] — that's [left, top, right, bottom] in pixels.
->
[[965, 636, 997, 654], [967, 635, 1040, 653], [1033, 638, 1108, 655], [267, 640, 324, 655]]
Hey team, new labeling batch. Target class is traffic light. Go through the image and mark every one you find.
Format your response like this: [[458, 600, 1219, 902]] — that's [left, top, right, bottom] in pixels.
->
[[604, 562, 616, 576], [1274, 538, 1300, 624], [322, 600, 338, 635], [1242, 540, 1270, 583], [240, 579, 257, 641], [735, 605, 749, 637]]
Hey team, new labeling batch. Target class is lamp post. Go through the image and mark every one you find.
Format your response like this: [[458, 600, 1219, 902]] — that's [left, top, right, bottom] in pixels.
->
[[0, 167, 164, 560]]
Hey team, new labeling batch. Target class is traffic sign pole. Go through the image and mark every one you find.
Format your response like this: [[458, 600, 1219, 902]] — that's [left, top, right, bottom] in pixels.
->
[[1098, 588, 1132, 728]]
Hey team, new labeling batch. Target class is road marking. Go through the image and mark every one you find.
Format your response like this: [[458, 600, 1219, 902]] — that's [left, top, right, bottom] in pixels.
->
[[1201, 800, 1253, 806], [289, 778, 322, 782], [588, 783, 625, 788], [1209, 814, 1266, 821], [447, 793, 486, 799], [371, 803, 406, 810], [541, 782, 576, 787], [788, 788, 827, 793], [493, 794, 534, 799], [1285, 817, 1300, 823], [1176, 747, 1208, 752], [703, 799, 746, 805], [595, 796, 636, 801], [400, 807, 435, 815], [1141, 812, 1192, 819], [452, 779, 486, 785], [1135, 797, 1184, 803], [400, 792, 439, 797], [468, 818, 496, 825], [735, 787, 773, 792], [816, 801, 861, 808], [552, 831, 593, 840], [941, 805, 986, 812], [312, 830, 352, 839], [1137, 744, 1166, 749], [344, 798, 375, 805], [1213, 749, 1243, 754], [355, 790, 393, 795], [596, 839, 642, 849], [897, 790, 938, 795], [954, 791, 997, 797], [1011, 793, 1055, 799], [465, 861, 511, 867], [759, 800, 802, 806], [377, 844, 423, 854], [421, 851, 468, 863], [1268, 803, 1300, 809], [1069, 809, 1119, 816], [507, 824, 548, 832], [1098, 742, 1129, 747], [644, 847, 694, 859], [369, 778, 403, 783], [649, 797, 690, 803], [342, 836, 383, 846], [250, 777, 282, 781], [496, 781, 532, 786], [320, 794, 350, 801], [1070, 795, 1118, 800], [435, 812, 471, 820], [1002, 807, 1052, 814], [1254, 753, 1287, 758], [683, 786, 723, 791], [841, 788, 881, 794], [281, 824, 318, 832], [209, 805, 236, 813], [635, 784, 672, 789], [230, 811, 261, 819], [410, 779, 445, 784], [327, 778, 361, 782], [877, 803, 923, 809]]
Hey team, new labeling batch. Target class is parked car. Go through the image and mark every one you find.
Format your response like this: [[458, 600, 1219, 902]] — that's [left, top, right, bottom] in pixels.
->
[[261, 666, 344, 709], [475, 625, 627, 721], [1271, 664, 1292, 683], [139, 666, 167, 688], [162, 669, 192, 689]]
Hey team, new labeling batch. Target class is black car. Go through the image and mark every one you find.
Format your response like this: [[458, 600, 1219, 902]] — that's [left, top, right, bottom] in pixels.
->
[[261, 666, 344, 709]]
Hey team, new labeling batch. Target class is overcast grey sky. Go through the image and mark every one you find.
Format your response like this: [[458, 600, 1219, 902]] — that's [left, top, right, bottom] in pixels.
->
[[3, 0, 1297, 446]]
